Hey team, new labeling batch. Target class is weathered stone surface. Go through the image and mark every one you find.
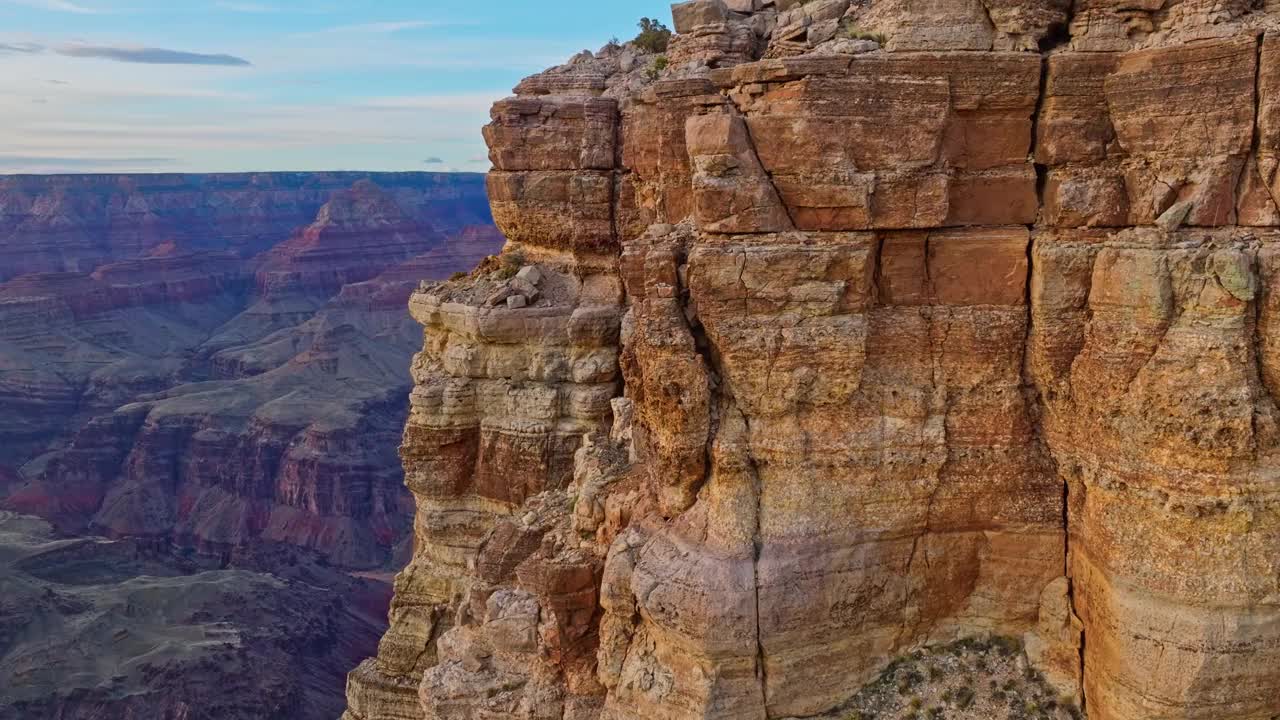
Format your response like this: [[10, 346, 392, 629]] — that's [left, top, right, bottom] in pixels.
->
[[1038, 36, 1258, 228], [714, 52, 1041, 230], [351, 6, 1280, 720], [672, 0, 730, 34], [1029, 227, 1280, 720], [686, 113, 794, 232]]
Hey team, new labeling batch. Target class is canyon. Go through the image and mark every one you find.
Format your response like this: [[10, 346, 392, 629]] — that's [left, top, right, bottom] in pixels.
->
[[345, 2, 1280, 720], [0, 171, 500, 568], [0, 171, 501, 718]]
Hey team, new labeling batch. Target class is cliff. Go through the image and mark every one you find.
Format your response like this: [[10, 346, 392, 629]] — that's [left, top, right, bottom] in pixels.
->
[[0, 172, 502, 569], [348, 2, 1280, 720]]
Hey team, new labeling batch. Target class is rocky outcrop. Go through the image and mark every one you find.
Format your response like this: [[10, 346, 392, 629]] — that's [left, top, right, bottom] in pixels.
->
[[349, 2, 1280, 720], [0, 173, 501, 569]]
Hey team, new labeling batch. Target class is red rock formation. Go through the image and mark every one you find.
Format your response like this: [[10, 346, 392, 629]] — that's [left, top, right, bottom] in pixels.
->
[[0, 173, 501, 570], [255, 180, 449, 298], [349, 3, 1280, 720], [0, 172, 492, 282]]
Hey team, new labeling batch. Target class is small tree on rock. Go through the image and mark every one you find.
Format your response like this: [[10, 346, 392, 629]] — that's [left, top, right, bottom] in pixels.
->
[[633, 17, 672, 53]]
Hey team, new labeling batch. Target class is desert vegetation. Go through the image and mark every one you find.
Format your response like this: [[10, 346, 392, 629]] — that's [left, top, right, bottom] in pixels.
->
[[835, 638, 1083, 720]]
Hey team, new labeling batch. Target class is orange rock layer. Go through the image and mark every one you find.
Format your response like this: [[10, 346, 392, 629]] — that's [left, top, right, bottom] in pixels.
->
[[349, 2, 1280, 719]]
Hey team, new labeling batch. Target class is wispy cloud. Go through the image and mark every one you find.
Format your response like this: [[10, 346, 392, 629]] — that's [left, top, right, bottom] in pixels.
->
[[353, 93, 503, 113], [212, 1, 277, 11], [0, 42, 44, 54], [56, 43, 252, 66], [0, 154, 178, 172], [423, 157, 443, 164], [298, 20, 442, 36], [3, 0, 100, 13]]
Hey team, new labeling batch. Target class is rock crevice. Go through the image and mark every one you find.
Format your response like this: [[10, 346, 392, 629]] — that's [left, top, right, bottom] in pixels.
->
[[348, 3, 1280, 719]]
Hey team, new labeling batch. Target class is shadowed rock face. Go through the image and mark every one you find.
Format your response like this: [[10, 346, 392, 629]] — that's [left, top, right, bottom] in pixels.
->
[[347, 3, 1280, 720], [0, 172, 502, 570]]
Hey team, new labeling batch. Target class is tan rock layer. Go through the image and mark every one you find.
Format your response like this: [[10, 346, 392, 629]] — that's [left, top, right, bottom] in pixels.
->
[[350, 4, 1280, 720]]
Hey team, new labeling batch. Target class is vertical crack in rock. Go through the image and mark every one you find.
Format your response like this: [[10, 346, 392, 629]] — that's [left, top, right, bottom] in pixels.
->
[[1237, 33, 1267, 221], [686, 288, 720, 513], [723, 96, 798, 232], [1032, 52, 1051, 215], [740, 411, 770, 715], [351, 6, 1280, 720], [1026, 43, 1088, 715]]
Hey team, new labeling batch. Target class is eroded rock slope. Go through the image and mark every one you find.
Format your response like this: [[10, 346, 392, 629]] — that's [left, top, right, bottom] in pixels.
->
[[348, 2, 1280, 719], [0, 511, 390, 720]]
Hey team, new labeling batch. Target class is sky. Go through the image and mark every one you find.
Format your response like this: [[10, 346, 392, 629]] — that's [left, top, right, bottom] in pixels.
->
[[0, 0, 671, 174]]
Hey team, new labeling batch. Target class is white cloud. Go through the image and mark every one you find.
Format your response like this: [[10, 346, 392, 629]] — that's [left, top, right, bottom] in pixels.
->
[[0, 7, 607, 174], [1, 73, 499, 172], [353, 93, 504, 112], [56, 42, 253, 66], [296, 20, 439, 36], [212, 1, 277, 12], [2, 0, 101, 14], [0, 154, 178, 172]]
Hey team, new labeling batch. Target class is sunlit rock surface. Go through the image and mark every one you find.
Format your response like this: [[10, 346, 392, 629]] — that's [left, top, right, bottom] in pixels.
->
[[349, 5, 1280, 720]]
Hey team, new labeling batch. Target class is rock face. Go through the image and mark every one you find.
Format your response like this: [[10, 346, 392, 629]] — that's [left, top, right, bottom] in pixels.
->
[[0, 172, 501, 569], [349, 4, 1280, 720]]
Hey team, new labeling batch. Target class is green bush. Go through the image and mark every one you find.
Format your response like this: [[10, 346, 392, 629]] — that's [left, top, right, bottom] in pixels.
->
[[993, 636, 1023, 657], [646, 54, 669, 81], [633, 17, 672, 53], [839, 19, 887, 44], [495, 250, 525, 280], [897, 670, 924, 694]]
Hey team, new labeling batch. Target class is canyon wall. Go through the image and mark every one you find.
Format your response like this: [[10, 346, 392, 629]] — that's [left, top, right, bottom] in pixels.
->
[[349, 1, 1280, 719], [0, 172, 501, 569]]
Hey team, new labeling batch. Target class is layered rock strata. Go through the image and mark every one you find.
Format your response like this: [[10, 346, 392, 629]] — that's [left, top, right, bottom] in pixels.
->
[[0, 172, 491, 283], [0, 173, 501, 569], [350, 3, 1280, 720]]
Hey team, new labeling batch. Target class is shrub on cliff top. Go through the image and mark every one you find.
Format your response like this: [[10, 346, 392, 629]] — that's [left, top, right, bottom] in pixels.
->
[[839, 18, 887, 44], [495, 251, 525, 280], [633, 17, 672, 53]]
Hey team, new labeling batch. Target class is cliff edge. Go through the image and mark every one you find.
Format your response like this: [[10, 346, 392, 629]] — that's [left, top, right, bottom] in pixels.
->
[[347, 1, 1280, 719]]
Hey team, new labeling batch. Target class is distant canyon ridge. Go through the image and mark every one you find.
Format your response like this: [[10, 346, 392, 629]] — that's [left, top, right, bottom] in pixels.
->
[[0, 172, 501, 569], [0, 171, 502, 719]]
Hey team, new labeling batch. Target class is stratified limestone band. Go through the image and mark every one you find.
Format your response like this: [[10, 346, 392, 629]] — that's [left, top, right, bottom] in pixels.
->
[[347, 1, 1280, 719]]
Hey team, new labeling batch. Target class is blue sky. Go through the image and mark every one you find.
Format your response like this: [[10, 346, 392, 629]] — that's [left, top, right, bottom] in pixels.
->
[[0, 0, 671, 173]]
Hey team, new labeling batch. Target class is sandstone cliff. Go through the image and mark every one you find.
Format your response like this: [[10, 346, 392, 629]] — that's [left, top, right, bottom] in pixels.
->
[[349, 3, 1280, 719]]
